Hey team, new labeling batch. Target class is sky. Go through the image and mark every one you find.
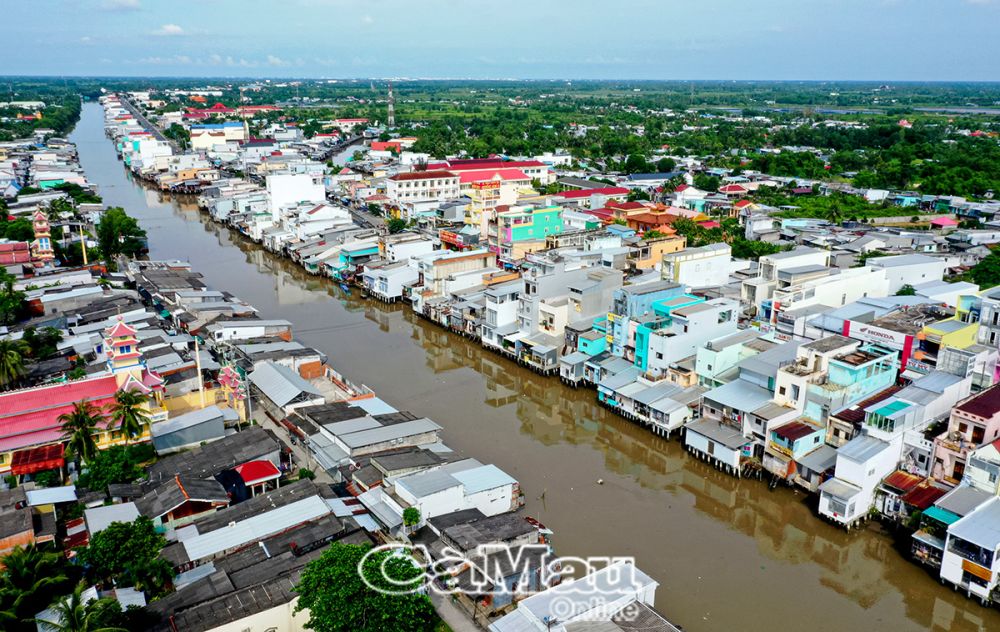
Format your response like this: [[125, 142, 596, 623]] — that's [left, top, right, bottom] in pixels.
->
[[4, 0, 1000, 81]]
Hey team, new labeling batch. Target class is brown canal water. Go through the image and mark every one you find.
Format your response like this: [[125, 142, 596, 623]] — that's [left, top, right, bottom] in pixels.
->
[[71, 103, 999, 632]]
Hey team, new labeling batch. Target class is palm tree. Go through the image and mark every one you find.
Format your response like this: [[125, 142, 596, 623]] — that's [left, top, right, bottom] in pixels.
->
[[36, 584, 125, 632], [825, 205, 842, 225], [0, 545, 71, 629], [0, 338, 28, 389], [59, 401, 104, 467], [107, 390, 150, 447]]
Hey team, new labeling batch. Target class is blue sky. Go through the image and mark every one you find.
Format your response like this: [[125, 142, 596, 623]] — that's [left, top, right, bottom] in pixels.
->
[[4, 0, 1000, 80]]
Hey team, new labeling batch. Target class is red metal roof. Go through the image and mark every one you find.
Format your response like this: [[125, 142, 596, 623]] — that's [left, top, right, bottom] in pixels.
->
[[883, 469, 923, 493], [832, 385, 903, 426], [956, 384, 1000, 418], [10, 443, 64, 475], [235, 459, 282, 485], [699, 221, 721, 229], [773, 420, 820, 442], [900, 481, 948, 509], [0, 375, 119, 454]]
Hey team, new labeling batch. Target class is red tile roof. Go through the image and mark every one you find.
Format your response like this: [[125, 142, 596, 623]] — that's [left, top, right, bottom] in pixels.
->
[[956, 384, 1000, 418], [556, 187, 630, 199], [390, 170, 456, 182], [608, 201, 647, 211], [458, 168, 529, 184], [734, 199, 753, 208]]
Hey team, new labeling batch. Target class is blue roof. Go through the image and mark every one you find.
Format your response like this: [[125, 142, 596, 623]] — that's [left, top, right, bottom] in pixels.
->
[[191, 122, 244, 130]]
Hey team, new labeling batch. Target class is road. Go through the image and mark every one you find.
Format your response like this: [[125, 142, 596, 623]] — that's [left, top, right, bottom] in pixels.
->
[[118, 94, 177, 150]]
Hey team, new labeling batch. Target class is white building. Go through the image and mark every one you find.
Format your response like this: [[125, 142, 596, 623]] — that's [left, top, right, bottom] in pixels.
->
[[868, 254, 947, 294], [940, 496, 1000, 602], [386, 170, 460, 205], [266, 174, 325, 221], [661, 243, 737, 289]]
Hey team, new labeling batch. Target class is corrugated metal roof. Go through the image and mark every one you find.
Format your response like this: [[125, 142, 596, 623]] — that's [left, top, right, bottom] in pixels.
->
[[452, 464, 517, 494], [249, 361, 323, 408], [182, 495, 330, 562], [948, 496, 1000, 549], [703, 379, 772, 411], [85, 502, 140, 534], [151, 405, 225, 436], [337, 418, 441, 449], [26, 485, 77, 506], [837, 435, 890, 463], [396, 469, 461, 498]]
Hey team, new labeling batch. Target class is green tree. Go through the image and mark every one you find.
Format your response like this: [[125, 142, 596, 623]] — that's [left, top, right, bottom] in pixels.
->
[[656, 157, 676, 173], [1, 545, 77, 631], [0, 338, 28, 389], [623, 154, 650, 174], [81, 517, 171, 592], [76, 445, 145, 495], [402, 507, 421, 531], [693, 174, 720, 192], [107, 390, 150, 447], [971, 252, 1000, 289], [294, 543, 437, 632], [825, 206, 842, 225], [0, 270, 27, 325], [627, 189, 650, 202], [96, 208, 147, 263], [35, 584, 126, 632], [386, 218, 407, 234], [59, 401, 104, 467], [896, 284, 917, 296], [22, 326, 63, 360]]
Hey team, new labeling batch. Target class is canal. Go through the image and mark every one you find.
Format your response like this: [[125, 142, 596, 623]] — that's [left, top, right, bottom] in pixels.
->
[[70, 102, 997, 632]]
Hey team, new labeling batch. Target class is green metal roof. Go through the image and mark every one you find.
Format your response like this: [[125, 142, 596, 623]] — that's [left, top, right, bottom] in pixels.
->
[[874, 400, 911, 418], [924, 505, 960, 526]]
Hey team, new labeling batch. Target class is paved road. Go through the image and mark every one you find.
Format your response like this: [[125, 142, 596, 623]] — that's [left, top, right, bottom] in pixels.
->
[[251, 409, 334, 484], [118, 94, 178, 150]]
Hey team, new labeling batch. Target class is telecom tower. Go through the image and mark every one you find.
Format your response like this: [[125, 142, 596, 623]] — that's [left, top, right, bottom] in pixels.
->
[[387, 81, 395, 128]]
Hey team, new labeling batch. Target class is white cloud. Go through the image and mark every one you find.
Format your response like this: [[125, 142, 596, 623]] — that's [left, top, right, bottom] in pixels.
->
[[79, 36, 94, 44], [101, 0, 141, 10], [151, 23, 185, 36], [138, 55, 192, 65], [361, 15, 374, 25], [266, 55, 291, 67]]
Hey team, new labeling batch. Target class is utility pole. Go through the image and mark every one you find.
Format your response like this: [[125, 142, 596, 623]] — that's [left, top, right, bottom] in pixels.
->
[[79, 224, 88, 266]]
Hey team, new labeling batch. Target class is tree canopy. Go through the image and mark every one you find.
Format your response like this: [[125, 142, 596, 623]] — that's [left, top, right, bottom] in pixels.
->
[[294, 543, 437, 632], [96, 208, 147, 263]]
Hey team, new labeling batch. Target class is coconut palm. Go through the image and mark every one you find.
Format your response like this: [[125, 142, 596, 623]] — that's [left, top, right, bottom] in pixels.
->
[[107, 390, 150, 447], [36, 584, 125, 632], [59, 401, 104, 467], [0, 338, 28, 389], [0, 544, 71, 630], [825, 205, 843, 225]]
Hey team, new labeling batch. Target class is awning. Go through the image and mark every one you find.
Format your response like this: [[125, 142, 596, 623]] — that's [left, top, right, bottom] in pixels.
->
[[923, 505, 961, 526], [11, 444, 65, 476]]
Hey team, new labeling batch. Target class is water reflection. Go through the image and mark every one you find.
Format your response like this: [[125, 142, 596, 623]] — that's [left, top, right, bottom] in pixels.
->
[[71, 104, 999, 632]]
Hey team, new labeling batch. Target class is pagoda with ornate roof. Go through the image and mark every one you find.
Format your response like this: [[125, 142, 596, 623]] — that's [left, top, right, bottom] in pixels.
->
[[103, 316, 165, 402], [30, 210, 54, 264]]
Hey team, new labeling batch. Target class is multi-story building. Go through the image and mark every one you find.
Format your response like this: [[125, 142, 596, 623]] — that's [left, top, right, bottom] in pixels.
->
[[662, 242, 734, 288], [933, 385, 1000, 485], [386, 170, 460, 205]]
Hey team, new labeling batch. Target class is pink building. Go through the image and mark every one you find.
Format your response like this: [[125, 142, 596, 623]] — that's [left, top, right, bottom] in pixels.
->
[[933, 385, 1000, 485]]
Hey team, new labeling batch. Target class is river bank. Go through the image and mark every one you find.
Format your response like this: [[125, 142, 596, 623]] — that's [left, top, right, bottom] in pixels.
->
[[71, 101, 1000, 632]]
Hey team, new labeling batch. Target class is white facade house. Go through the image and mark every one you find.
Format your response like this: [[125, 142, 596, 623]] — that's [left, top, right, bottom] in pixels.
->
[[662, 243, 737, 289], [940, 496, 1000, 602], [869, 254, 947, 294], [386, 170, 460, 205], [266, 173, 325, 220], [392, 459, 518, 526]]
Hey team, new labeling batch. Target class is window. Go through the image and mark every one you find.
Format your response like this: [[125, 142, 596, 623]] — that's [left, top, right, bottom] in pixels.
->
[[779, 386, 787, 396], [707, 441, 715, 456]]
